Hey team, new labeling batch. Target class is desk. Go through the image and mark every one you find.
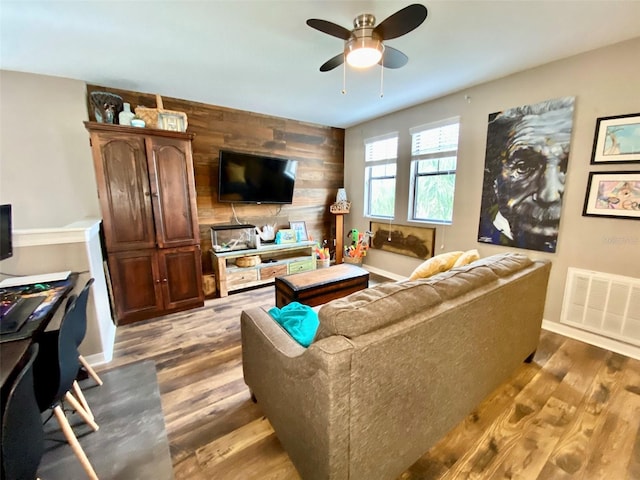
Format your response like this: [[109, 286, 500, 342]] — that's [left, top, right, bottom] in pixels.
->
[[0, 274, 77, 392]]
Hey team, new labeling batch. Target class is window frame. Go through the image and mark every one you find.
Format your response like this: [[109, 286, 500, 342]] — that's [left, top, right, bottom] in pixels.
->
[[408, 118, 460, 225], [364, 132, 399, 219]]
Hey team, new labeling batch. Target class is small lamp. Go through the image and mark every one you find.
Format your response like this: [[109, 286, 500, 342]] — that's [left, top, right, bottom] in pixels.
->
[[336, 188, 348, 203]]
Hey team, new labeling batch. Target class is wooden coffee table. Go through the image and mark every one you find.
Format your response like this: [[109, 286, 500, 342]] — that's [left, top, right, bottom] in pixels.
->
[[275, 264, 369, 308]]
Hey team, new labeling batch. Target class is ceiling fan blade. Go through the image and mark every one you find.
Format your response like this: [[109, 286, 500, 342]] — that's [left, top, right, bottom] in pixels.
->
[[306, 19, 352, 40], [380, 46, 408, 69], [373, 4, 428, 40], [320, 53, 345, 72]]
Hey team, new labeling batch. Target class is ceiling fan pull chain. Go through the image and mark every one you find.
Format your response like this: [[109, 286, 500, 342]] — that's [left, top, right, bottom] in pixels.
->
[[380, 62, 384, 98], [342, 58, 347, 95]]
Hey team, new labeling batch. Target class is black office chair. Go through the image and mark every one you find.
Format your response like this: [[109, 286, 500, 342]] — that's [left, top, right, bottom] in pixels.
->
[[33, 293, 99, 480], [70, 278, 103, 388], [64, 278, 101, 420], [1, 344, 44, 480]]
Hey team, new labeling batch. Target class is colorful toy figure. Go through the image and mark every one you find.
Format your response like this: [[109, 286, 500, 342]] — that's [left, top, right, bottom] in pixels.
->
[[344, 229, 372, 260]]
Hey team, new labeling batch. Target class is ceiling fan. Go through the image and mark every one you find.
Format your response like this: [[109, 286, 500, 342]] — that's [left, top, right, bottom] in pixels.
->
[[306, 3, 428, 72]]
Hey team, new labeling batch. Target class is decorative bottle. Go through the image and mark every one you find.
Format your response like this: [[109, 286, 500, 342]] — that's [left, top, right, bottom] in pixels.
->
[[118, 103, 135, 126]]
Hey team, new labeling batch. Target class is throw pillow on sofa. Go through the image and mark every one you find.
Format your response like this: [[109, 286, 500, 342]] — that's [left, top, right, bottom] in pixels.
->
[[453, 249, 480, 268], [409, 251, 463, 281], [268, 302, 319, 347]]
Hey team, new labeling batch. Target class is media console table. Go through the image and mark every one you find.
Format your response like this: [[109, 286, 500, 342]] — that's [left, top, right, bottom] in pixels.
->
[[210, 241, 317, 297]]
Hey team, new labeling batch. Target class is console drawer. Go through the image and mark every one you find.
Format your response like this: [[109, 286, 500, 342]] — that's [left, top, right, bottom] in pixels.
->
[[227, 269, 258, 289], [288, 259, 316, 274], [261, 264, 287, 280]]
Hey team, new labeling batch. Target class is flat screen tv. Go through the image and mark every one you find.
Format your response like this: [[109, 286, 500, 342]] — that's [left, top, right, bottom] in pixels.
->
[[0, 204, 12, 261], [218, 150, 297, 204]]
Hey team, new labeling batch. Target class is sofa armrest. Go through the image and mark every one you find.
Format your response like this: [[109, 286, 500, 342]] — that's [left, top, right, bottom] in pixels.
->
[[241, 307, 354, 379], [242, 307, 307, 357], [241, 307, 353, 480]]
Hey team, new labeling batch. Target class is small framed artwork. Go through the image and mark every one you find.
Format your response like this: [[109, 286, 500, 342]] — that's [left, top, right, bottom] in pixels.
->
[[583, 171, 640, 220], [590, 113, 640, 164], [276, 228, 298, 244], [289, 221, 308, 241], [369, 221, 435, 259], [158, 112, 187, 132]]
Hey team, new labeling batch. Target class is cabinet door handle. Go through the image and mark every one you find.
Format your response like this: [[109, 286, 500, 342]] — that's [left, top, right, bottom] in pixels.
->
[[163, 278, 168, 282], [152, 193, 159, 197]]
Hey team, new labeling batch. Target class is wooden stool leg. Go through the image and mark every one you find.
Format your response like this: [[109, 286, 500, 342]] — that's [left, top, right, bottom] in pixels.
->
[[65, 392, 99, 432], [72, 380, 94, 421], [53, 405, 99, 480], [79, 355, 103, 386]]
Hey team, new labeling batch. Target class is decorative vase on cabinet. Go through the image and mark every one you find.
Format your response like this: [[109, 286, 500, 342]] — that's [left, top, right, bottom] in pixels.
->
[[118, 103, 135, 126]]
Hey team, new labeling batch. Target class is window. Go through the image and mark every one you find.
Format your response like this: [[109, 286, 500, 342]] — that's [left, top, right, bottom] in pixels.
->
[[409, 119, 460, 224], [364, 133, 398, 218]]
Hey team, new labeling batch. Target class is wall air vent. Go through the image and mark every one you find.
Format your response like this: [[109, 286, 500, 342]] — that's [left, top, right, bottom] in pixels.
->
[[561, 268, 640, 347]]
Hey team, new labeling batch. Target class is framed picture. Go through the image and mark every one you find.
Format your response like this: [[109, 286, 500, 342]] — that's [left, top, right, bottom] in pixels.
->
[[583, 171, 640, 219], [289, 221, 308, 241], [590, 113, 640, 164], [369, 222, 435, 259], [277, 228, 297, 244], [158, 112, 187, 132]]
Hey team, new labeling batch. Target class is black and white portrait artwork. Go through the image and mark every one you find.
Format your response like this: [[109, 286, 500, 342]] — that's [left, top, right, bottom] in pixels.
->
[[477, 97, 575, 253]]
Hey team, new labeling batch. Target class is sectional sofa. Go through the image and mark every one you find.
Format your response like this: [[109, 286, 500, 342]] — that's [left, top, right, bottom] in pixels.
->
[[241, 252, 551, 479]]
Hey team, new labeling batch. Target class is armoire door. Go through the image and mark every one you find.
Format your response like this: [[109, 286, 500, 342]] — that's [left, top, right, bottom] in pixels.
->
[[147, 137, 200, 249], [158, 246, 205, 310], [108, 249, 163, 324], [90, 132, 156, 252]]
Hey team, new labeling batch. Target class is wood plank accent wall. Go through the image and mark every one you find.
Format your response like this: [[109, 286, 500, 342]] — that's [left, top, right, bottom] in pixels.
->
[[86, 85, 345, 276]]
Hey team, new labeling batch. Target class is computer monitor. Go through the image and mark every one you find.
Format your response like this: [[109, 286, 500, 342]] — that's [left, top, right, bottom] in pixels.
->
[[0, 204, 13, 261]]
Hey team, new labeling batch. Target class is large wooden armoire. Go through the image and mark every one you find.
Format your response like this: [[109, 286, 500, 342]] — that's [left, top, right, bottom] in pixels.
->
[[85, 122, 204, 325]]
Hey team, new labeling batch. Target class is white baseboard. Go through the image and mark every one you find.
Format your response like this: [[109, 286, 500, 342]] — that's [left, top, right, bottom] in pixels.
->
[[362, 264, 406, 282], [83, 350, 113, 368], [542, 319, 640, 361]]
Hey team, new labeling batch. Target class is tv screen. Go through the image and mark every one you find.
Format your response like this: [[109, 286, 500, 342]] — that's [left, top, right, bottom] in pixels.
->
[[218, 150, 297, 204], [0, 204, 12, 261]]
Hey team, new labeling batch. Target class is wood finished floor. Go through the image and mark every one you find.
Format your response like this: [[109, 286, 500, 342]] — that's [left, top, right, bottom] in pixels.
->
[[103, 283, 640, 479]]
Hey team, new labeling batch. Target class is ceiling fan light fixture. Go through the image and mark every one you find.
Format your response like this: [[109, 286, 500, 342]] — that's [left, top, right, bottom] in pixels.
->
[[346, 37, 383, 68]]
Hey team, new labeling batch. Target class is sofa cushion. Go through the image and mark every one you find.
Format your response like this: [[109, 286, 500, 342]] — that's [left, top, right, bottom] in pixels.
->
[[471, 252, 533, 277], [423, 252, 533, 300], [452, 249, 480, 268], [316, 252, 534, 340], [422, 265, 498, 300], [316, 281, 443, 340], [408, 251, 464, 281], [268, 302, 319, 347]]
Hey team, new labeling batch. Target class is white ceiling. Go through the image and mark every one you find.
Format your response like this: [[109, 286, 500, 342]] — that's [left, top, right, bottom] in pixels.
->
[[2, 1, 640, 129]]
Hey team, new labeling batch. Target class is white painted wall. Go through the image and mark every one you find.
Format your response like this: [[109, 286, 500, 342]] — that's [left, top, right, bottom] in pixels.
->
[[0, 70, 99, 227], [0, 71, 113, 362], [345, 38, 640, 328]]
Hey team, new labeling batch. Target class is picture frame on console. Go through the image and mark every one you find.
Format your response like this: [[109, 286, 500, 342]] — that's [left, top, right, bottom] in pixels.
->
[[277, 228, 298, 244], [290, 221, 308, 241]]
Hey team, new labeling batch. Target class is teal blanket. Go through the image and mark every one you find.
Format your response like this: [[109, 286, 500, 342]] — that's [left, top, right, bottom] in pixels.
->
[[268, 302, 319, 347]]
